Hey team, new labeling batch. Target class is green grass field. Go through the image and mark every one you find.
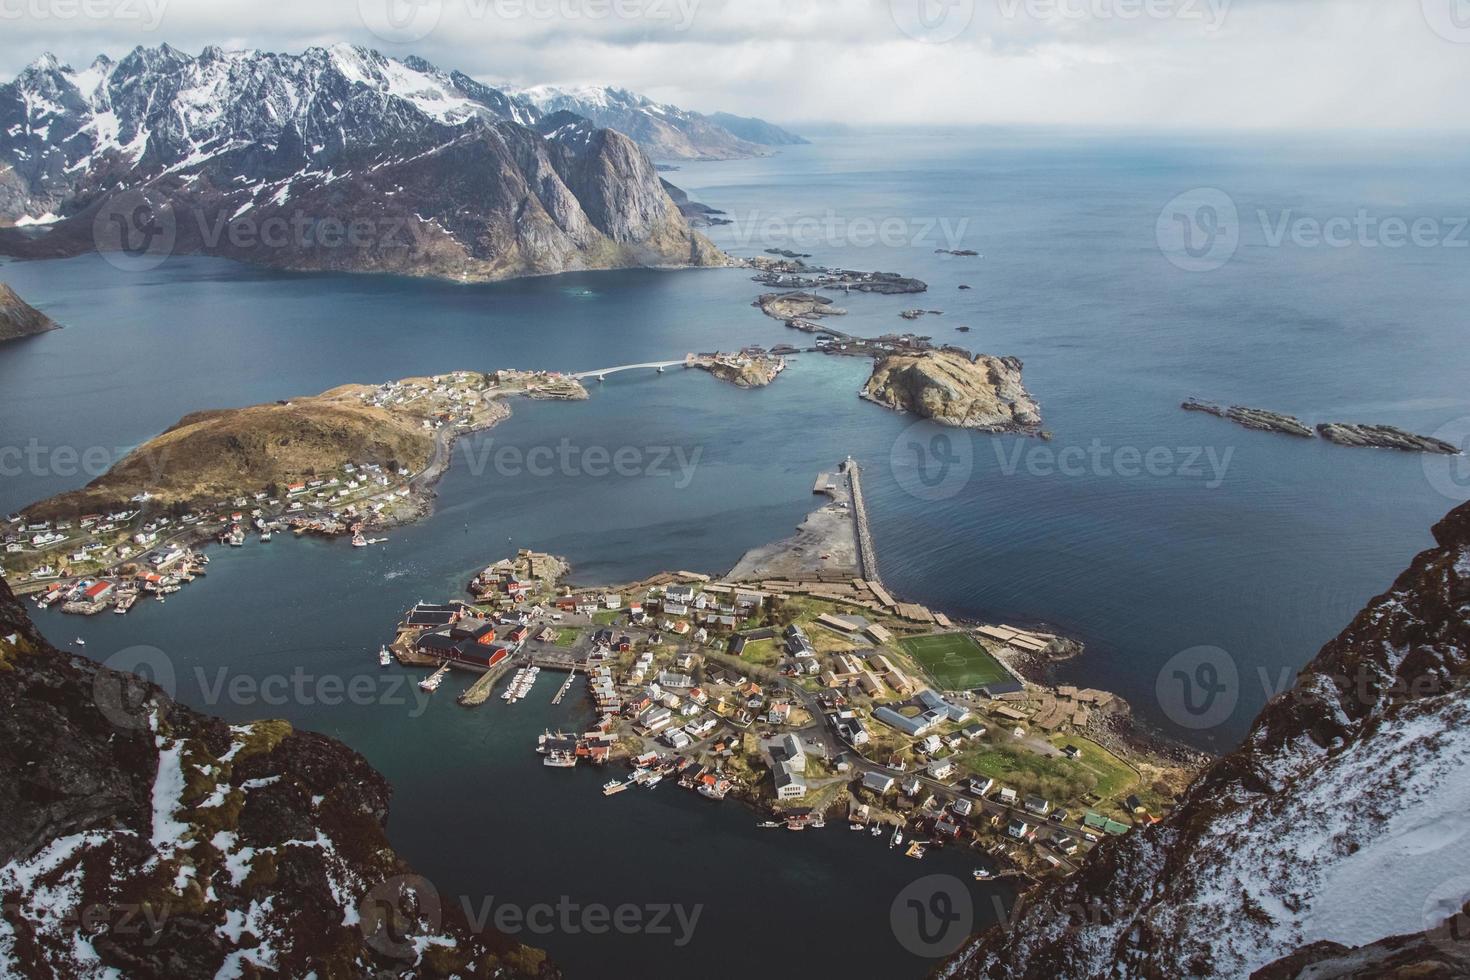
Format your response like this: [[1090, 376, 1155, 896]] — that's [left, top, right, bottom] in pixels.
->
[[900, 632, 1010, 690]]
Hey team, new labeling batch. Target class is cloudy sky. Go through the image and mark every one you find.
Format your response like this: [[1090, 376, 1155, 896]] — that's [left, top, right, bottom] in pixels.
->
[[1, 0, 1466, 130]]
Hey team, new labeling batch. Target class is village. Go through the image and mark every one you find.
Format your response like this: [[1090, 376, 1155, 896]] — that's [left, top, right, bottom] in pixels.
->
[[0, 369, 589, 613], [386, 538, 1194, 885]]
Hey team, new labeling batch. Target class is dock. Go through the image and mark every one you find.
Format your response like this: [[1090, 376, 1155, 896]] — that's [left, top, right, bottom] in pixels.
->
[[844, 458, 880, 585], [551, 670, 579, 705], [457, 658, 517, 706]]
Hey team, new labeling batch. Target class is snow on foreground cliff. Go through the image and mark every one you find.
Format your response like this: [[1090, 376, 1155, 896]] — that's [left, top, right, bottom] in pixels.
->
[[944, 509, 1470, 979]]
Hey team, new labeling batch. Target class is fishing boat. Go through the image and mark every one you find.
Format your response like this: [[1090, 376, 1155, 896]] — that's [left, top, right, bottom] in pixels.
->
[[73, 637, 86, 646], [544, 750, 578, 768], [849, 822, 865, 831], [603, 779, 630, 796], [973, 868, 992, 880], [260, 531, 272, 542], [870, 824, 883, 837], [419, 664, 450, 693], [352, 533, 368, 548], [890, 827, 903, 848], [378, 645, 392, 668], [643, 773, 663, 788], [757, 820, 781, 829]]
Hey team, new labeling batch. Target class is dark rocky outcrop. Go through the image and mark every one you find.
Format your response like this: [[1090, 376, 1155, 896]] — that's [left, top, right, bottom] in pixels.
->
[[0, 578, 554, 977], [944, 501, 1470, 979], [0, 282, 59, 341], [1182, 398, 1315, 438], [1316, 422, 1459, 455]]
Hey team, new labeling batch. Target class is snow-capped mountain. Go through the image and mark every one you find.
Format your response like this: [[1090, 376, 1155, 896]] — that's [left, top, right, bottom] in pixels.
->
[[0, 45, 724, 280], [944, 500, 1470, 979], [514, 84, 805, 161]]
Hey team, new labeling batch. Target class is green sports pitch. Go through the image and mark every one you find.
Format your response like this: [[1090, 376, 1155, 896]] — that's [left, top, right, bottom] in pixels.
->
[[899, 633, 1010, 691]]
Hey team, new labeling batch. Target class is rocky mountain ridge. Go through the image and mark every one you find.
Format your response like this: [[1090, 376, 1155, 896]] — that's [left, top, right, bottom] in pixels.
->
[[0, 577, 554, 977], [944, 499, 1470, 979], [0, 45, 723, 280], [513, 84, 804, 160]]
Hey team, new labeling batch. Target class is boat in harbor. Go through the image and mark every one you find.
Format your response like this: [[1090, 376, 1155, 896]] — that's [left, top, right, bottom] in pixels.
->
[[419, 664, 450, 693], [379, 645, 392, 668], [973, 868, 992, 880], [544, 750, 578, 768], [603, 779, 630, 796], [73, 637, 85, 646], [870, 824, 883, 836], [643, 773, 663, 788], [757, 820, 781, 829], [352, 533, 368, 547], [890, 827, 903, 848], [260, 531, 272, 542]]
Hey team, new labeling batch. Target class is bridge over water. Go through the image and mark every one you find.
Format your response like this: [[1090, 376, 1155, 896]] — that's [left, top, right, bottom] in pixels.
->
[[570, 360, 687, 381]]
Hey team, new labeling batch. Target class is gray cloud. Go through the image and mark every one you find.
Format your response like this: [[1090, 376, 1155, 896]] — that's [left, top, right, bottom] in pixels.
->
[[0, 0, 1466, 129]]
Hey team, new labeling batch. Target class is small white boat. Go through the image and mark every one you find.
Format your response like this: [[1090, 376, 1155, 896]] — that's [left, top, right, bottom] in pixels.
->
[[643, 773, 663, 788], [73, 637, 86, 646], [260, 531, 272, 542], [973, 868, 992, 880], [890, 828, 903, 848], [378, 645, 392, 668], [757, 820, 781, 829], [603, 779, 629, 796], [870, 825, 883, 837], [352, 533, 368, 548]]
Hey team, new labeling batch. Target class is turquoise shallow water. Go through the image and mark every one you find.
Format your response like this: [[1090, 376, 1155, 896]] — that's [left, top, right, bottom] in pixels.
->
[[4, 129, 1470, 976]]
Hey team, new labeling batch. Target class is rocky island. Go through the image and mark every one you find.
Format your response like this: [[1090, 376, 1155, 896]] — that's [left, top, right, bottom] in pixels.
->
[[1183, 399, 1460, 454], [0, 282, 60, 342], [687, 351, 787, 388], [864, 351, 1043, 433]]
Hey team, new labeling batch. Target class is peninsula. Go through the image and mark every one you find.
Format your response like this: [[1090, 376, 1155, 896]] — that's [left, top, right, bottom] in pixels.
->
[[0, 282, 60, 342], [386, 465, 1197, 881]]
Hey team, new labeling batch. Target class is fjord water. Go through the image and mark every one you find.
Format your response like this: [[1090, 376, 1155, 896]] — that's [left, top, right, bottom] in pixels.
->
[[4, 130, 1470, 976]]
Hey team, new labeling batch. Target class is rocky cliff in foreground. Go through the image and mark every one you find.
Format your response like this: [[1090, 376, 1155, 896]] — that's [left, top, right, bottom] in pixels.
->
[[0, 577, 553, 977], [863, 350, 1042, 433], [944, 500, 1470, 979], [0, 283, 59, 341], [0, 45, 724, 281]]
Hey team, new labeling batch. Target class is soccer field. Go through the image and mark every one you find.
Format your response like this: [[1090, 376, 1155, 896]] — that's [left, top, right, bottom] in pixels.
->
[[899, 633, 1010, 690]]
